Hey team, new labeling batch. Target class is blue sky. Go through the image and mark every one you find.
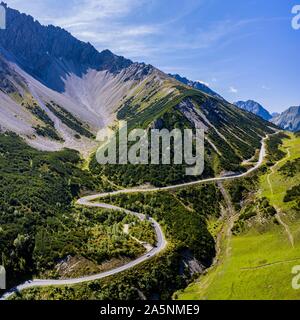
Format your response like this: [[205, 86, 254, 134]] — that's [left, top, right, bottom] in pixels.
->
[[4, 0, 300, 113]]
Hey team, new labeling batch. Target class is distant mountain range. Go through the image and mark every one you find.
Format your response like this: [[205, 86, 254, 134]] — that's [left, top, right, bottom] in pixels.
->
[[235, 100, 299, 132], [234, 100, 272, 121], [271, 106, 300, 132]]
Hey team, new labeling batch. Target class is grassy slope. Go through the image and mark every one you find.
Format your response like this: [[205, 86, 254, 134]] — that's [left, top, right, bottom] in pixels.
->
[[92, 84, 276, 188], [260, 132, 300, 212], [177, 133, 300, 300]]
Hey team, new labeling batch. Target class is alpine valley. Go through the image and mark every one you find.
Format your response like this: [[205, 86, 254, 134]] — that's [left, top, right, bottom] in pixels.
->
[[0, 3, 299, 301]]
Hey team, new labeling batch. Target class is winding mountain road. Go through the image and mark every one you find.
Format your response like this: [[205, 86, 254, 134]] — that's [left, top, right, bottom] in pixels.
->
[[0, 133, 273, 300]]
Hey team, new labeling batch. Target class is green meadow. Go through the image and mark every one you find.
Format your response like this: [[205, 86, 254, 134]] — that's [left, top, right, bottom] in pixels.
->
[[177, 133, 300, 300]]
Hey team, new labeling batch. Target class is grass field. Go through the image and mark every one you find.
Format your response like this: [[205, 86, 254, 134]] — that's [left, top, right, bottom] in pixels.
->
[[177, 132, 300, 300], [260, 132, 300, 213]]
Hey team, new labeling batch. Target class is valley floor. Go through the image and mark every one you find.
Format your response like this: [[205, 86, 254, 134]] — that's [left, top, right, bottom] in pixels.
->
[[177, 132, 300, 300]]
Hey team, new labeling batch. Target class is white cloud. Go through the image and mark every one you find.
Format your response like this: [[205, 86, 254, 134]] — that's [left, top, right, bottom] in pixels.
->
[[6, 0, 160, 58], [4, 1, 272, 62], [8, 0, 242, 60], [50, 0, 144, 28], [45, 0, 161, 58], [229, 86, 238, 93]]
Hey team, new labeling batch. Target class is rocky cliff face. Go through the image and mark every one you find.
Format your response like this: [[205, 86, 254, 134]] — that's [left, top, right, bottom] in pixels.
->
[[0, 3, 132, 92], [0, 55, 26, 94], [271, 106, 300, 132], [0, 3, 162, 154]]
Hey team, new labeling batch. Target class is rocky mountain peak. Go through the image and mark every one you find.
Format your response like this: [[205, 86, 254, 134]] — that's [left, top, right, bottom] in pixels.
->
[[235, 100, 272, 121], [271, 106, 300, 132], [0, 4, 133, 91]]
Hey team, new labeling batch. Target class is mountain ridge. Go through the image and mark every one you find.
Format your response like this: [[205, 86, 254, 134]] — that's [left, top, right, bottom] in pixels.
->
[[235, 100, 272, 121], [169, 73, 224, 101], [271, 106, 300, 132], [0, 3, 133, 92]]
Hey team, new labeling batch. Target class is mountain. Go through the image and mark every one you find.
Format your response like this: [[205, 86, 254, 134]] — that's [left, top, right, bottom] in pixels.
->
[[0, 3, 161, 155], [271, 106, 300, 132], [0, 2, 132, 92], [0, 3, 277, 181], [169, 73, 224, 100], [235, 100, 272, 121]]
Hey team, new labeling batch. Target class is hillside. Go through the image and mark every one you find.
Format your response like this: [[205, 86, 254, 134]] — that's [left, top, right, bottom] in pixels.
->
[[177, 132, 300, 300], [91, 86, 277, 186], [0, 132, 158, 290]]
